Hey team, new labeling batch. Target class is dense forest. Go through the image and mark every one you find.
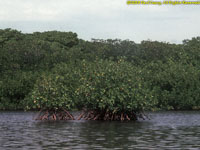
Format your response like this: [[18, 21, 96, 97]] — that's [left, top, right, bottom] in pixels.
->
[[0, 28, 200, 120]]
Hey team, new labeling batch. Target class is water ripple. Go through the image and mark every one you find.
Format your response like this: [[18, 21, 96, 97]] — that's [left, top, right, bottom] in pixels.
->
[[0, 111, 200, 150]]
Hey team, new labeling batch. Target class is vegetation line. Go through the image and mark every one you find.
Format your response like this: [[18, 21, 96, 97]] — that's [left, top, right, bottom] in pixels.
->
[[0, 28, 200, 120]]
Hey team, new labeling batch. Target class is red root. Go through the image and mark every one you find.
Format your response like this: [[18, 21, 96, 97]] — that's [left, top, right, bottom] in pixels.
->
[[35, 109, 142, 121], [34, 109, 74, 121], [76, 110, 139, 121]]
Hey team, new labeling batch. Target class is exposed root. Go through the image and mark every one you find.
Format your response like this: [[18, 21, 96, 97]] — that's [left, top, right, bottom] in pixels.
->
[[34, 109, 148, 121], [76, 110, 143, 121], [63, 109, 75, 120], [34, 109, 74, 121], [77, 112, 85, 120], [34, 109, 43, 120]]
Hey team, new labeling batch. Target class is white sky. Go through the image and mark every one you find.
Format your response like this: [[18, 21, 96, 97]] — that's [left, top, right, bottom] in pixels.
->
[[0, 0, 200, 43]]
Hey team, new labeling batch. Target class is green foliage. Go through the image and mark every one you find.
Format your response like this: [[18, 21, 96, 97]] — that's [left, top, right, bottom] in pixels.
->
[[3, 72, 32, 100], [24, 63, 81, 111], [0, 71, 38, 110], [138, 40, 181, 63], [1, 28, 200, 112], [181, 37, 200, 68], [75, 59, 156, 113], [32, 31, 78, 48], [0, 28, 24, 46], [143, 60, 200, 110], [25, 74, 73, 110], [0, 30, 79, 72]]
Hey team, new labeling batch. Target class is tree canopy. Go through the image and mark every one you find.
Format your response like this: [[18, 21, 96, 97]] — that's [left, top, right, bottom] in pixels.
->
[[0, 28, 200, 114]]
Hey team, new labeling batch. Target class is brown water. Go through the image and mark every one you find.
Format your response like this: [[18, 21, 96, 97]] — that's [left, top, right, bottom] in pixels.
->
[[0, 111, 200, 150]]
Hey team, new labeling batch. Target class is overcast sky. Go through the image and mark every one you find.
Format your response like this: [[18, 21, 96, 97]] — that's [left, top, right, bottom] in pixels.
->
[[0, 0, 200, 43]]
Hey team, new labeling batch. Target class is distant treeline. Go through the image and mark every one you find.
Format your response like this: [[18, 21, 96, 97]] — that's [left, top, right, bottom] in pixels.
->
[[0, 28, 200, 113]]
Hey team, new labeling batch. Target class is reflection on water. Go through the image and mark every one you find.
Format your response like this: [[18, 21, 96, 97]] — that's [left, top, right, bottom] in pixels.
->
[[0, 111, 200, 150]]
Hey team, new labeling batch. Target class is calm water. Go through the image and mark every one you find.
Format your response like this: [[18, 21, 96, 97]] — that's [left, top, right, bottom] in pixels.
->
[[0, 111, 200, 150]]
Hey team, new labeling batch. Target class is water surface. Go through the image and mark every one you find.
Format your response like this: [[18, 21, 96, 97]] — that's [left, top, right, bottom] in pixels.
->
[[0, 111, 200, 149]]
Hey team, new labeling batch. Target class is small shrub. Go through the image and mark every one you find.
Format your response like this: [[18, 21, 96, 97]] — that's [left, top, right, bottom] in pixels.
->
[[76, 59, 156, 120], [25, 73, 76, 120]]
